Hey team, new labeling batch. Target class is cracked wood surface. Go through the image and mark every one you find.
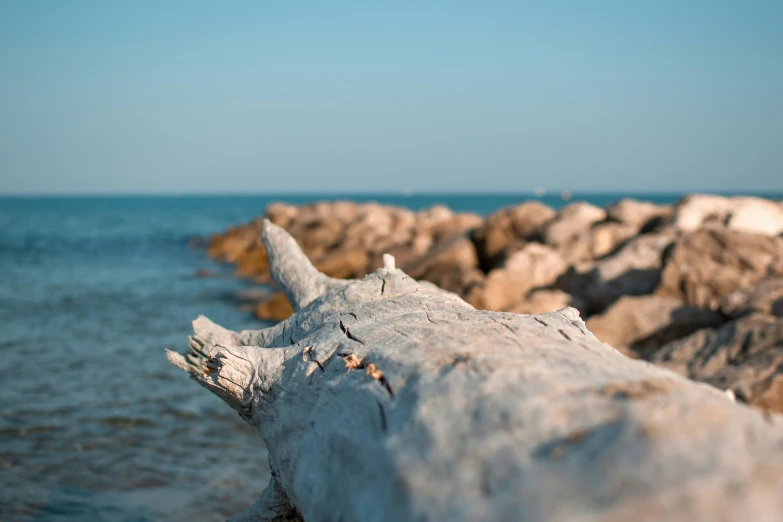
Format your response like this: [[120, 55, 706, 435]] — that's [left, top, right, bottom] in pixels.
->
[[167, 220, 783, 522]]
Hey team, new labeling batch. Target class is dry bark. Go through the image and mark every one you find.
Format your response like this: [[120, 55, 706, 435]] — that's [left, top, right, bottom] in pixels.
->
[[168, 220, 783, 522]]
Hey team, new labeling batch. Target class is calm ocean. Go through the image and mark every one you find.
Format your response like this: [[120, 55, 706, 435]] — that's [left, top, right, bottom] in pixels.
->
[[1, 193, 779, 521]]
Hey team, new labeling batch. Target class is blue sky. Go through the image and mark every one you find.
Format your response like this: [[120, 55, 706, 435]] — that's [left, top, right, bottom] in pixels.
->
[[1, 1, 781, 194]]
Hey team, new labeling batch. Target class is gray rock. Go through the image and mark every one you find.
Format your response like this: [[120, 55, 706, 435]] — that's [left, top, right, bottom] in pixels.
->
[[471, 201, 555, 270], [466, 242, 567, 311], [651, 314, 783, 412], [504, 289, 587, 316], [541, 201, 606, 249], [585, 295, 724, 358], [402, 235, 483, 295], [556, 221, 638, 265], [606, 198, 672, 230], [559, 229, 677, 313], [656, 228, 783, 310], [719, 276, 783, 318]]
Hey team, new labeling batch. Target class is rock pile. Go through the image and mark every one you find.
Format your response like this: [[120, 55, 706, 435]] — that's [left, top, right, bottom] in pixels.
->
[[206, 194, 783, 412]]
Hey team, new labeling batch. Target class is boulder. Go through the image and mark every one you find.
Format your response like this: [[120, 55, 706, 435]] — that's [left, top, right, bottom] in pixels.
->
[[467, 243, 567, 311], [340, 203, 397, 252], [266, 202, 302, 229], [606, 199, 672, 230], [412, 205, 456, 236], [428, 213, 483, 243], [208, 201, 491, 288], [542, 202, 606, 249], [559, 229, 677, 314], [367, 237, 431, 274], [719, 276, 783, 319], [365, 207, 418, 258], [588, 222, 638, 257], [207, 219, 264, 264], [206, 220, 274, 278], [556, 221, 638, 265], [253, 291, 294, 321], [585, 295, 724, 358], [504, 289, 587, 316], [672, 194, 783, 236], [279, 202, 359, 258], [651, 314, 783, 413], [656, 228, 783, 310], [472, 202, 556, 271], [402, 235, 483, 295], [314, 247, 370, 280], [234, 245, 271, 278]]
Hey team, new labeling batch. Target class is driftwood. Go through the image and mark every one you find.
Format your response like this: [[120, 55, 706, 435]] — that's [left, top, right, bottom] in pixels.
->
[[167, 221, 783, 522]]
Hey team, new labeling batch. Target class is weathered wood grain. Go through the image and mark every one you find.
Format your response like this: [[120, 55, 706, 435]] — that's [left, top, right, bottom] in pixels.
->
[[167, 220, 783, 522]]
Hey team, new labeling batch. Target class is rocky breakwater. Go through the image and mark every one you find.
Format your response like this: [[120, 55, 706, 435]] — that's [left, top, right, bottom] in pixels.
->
[[207, 194, 783, 412]]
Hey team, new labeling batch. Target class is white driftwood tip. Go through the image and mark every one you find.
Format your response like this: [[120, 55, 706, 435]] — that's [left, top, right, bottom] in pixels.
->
[[382, 253, 396, 270], [261, 219, 348, 310], [165, 348, 191, 373], [261, 219, 327, 310]]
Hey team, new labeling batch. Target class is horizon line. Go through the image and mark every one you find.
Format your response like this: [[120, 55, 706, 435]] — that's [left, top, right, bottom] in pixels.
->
[[2, 189, 783, 199]]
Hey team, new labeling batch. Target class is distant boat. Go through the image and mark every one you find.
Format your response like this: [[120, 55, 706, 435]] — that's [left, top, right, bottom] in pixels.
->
[[561, 190, 572, 201], [534, 186, 546, 198]]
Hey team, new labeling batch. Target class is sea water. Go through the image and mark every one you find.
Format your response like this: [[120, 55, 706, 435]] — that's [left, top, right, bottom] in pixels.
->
[[1, 193, 774, 521]]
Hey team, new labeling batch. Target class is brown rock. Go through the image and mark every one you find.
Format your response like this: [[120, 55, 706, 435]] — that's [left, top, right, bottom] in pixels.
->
[[650, 314, 783, 413], [586, 295, 724, 358], [403, 235, 483, 295], [754, 374, 783, 413], [207, 219, 264, 263], [428, 213, 483, 243], [326, 200, 362, 225], [298, 219, 347, 257], [413, 205, 455, 236], [656, 228, 783, 310], [266, 202, 359, 262], [556, 221, 638, 264], [672, 194, 783, 236], [374, 208, 418, 254], [410, 232, 434, 256], [719, 276, 783, 319], [235, 246, 270, 277], [541, 202, 606, 249], [254, 291, 294, 321], [205, 219, 272, 278], [329, 204, 394, 253], [559, 229, 677, 313], [315, 248, 370, 279], [606, 199, 672, 230], [506, 201, 557, 238], [368, 239, 429, 274], [207, 201, 513, 294], [467, 243, 567, 311], [472, 202, 556, 270], [504, 289, 586, 316], [589, 222, 637, 257], [266, 202, 300, 229]]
